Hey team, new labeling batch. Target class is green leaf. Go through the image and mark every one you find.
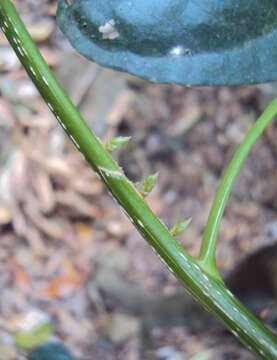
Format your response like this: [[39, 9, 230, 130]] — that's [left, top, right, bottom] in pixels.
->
[[139, 172, 159, 197], [15, 323, 53, 350], [57, 0, 277, 86], [12, 310, 53, 350], [106, 136, 131, 152], [170, 218, 191, 237]]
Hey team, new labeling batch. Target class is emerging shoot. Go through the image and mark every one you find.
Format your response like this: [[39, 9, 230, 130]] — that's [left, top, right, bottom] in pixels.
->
[[105, 136, 131, 152], [139, 172, 159, 198], [170, 218, 192, 237]]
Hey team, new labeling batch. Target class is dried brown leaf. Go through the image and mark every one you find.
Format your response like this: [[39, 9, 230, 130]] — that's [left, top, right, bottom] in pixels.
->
[[106, 90, 136, 126], [56, 190, 100, 218], [9, 257, 32, 293], [40, 260, 84, 299], [24, 195, 64, 240], [32, 168, 56, 214]]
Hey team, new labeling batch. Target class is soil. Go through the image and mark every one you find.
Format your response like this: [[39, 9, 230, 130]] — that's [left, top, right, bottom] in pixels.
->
[[0, 1, 276, 359]]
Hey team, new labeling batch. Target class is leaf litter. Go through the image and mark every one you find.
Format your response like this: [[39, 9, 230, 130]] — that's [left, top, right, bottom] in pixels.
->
[[0, 1, 276, 359]]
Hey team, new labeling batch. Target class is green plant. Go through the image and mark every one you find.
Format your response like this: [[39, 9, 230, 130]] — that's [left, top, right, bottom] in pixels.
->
[[57, 0, 277, 86], [0, 0, 276, 359]]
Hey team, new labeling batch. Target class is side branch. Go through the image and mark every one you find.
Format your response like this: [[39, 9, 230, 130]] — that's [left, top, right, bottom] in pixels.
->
[[199, 98, 277, 273]]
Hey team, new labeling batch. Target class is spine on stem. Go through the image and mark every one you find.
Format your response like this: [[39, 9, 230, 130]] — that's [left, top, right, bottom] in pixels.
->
[[0, 1, 276, 358]]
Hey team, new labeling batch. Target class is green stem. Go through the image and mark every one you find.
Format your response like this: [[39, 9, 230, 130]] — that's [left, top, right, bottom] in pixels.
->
[[1, 1, 276, 358], [199, 99, 277, 274]]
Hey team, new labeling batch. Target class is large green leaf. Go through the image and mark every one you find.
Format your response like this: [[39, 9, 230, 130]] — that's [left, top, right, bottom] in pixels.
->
[[57, 0, 277, 85]]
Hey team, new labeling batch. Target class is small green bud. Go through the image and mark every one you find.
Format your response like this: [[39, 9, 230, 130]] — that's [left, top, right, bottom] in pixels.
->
[[106, 136, 131, 152], [139, 172, 159, 197], [170, 218, 192, 237]]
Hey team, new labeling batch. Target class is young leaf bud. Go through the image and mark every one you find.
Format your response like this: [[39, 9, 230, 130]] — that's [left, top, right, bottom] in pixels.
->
[[170, 218, 192, 237], [139, 172, 159, 197], [106, 136, 131, 152]]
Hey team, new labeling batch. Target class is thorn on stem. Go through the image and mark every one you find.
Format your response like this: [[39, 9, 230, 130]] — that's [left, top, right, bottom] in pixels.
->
[[105, 136, 131, 152], [139, 172, 159, 198], [170, 218, 191, 237]]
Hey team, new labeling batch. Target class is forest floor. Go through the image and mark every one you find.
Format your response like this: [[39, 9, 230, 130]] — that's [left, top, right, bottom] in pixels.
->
[[0, 1, 276, 359]]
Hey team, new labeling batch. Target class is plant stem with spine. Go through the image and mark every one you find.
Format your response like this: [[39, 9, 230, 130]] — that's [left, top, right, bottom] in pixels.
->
[[0, 1, 277, 358]]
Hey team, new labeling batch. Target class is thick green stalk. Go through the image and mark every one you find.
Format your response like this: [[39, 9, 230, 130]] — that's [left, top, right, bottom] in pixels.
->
[[199, 98, 277, 273], [0, 1, 276, 358]]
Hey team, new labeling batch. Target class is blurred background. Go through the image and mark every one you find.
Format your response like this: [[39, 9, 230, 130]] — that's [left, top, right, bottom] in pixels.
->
[[0, 1, 276, 359]]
